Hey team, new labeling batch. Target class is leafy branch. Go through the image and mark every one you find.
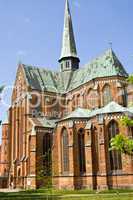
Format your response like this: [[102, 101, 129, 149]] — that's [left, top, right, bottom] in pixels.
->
[[110, 134, 133, 156], [110, 75, 133, 156]]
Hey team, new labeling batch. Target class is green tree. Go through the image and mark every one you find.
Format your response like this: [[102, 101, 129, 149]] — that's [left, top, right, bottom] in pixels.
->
[[127, 75, 133, 84], [110, 76, 133, 156], [110, 134, 133, 156], [36, 149, 52, 188]]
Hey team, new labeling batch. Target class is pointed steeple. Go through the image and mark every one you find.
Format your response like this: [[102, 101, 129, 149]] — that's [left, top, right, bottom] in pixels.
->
[[59, 0, 80, 72]]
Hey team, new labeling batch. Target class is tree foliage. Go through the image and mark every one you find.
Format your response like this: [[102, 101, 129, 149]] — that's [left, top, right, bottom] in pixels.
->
[[110, 134, 133, 156], [127, 75, 133, 84], [110, 75, 133, 156], [121, 116, 133, 127], [36, 149, 52, 188]]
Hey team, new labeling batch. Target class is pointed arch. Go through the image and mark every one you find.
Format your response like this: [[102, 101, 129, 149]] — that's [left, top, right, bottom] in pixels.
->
[[77, 94, 81, 107], [103, 84, 112, 106], [61, 127, 69, 173], [108, 120, 122, 171]]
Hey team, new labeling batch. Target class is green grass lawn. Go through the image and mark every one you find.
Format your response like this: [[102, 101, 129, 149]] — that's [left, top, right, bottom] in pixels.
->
[[0, 189, 133, 200]]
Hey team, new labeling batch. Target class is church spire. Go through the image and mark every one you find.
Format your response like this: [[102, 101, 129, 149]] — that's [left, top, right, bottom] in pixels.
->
[[59, 0, 80, 72]]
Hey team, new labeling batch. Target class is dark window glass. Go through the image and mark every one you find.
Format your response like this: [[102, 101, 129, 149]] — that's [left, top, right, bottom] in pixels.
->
[[43, 133, 52, 175], [122, 88, 127, 106], [61, 128, 69, 173], [92, 127, 99, 173], [66, 61, 70, 68], [103, 85, 112, 106], [108, 121, 122, 171], [78, 129, 86, 173]]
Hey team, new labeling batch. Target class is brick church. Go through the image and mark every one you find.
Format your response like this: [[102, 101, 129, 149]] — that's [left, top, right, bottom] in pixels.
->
[[0, 0, 133, 190]]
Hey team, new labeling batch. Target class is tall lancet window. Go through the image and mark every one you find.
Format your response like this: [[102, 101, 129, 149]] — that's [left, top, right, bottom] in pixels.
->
[[61, 128, 69, 173], [103, 84, 112, 106], [108, 120, 122, 171], [87, 89, 99, 109], [43, 133, 52, 176], [78, 129, 86, 173]]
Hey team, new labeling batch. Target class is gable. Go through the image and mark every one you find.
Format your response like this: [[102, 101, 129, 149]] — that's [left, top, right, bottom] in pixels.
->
[[11, 64, 28, 102]]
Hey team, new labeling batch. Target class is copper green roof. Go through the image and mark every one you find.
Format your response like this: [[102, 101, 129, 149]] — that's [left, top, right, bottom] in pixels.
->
[[59, 102, 133, 122], [128, 107, 133, 113], [30, 117, 57, 128], [23, 49, 128, 93], [23, 66, 58, 92], [89, 101, 133, 117], [68, 49, 128, 91], [59, 0, 78, 60], [62, 107, 91, 120]]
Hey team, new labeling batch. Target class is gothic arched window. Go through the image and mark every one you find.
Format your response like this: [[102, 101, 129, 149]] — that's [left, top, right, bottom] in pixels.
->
[[77, 94, 81, 107], [72, 95, 76, 111], [92, 127, 99, 173], [88, 89, 98, 109], [61, 128, 69, 173], [43, 133, 51, 156], [66, 99, 71, 114], [103, 84, 112, 106], [121, 88, 127, 107], [108, 120, 122, 171], [118, 87, 127, 106], [78, 129, 86, 173], [43, 133, 52, 175]]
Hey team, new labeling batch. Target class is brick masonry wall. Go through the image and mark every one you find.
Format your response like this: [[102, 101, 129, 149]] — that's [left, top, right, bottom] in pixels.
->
[[0, 64, 133, 190]]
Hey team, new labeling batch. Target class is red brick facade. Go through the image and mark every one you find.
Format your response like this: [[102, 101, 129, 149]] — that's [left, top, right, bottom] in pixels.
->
[[0, 123, 10, 188], [0, 0, 133, 190], [0, 66, 132, 189]]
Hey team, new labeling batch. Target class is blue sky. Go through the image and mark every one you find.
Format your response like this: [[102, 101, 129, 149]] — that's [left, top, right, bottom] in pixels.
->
[[0, 0, 133, 141]]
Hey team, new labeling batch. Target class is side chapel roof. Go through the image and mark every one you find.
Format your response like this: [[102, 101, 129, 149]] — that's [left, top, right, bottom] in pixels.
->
[[59, 101, 133, 122]]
